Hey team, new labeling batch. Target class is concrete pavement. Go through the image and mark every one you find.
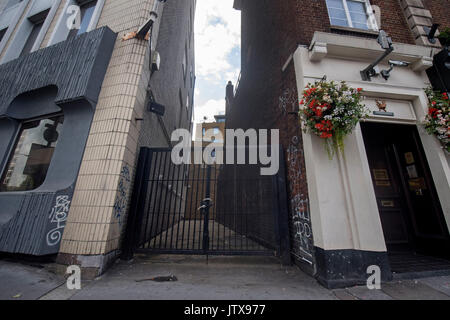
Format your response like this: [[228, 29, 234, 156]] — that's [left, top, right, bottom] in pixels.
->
[[0, 258, 64, 300], [1, 254, 450, 300]]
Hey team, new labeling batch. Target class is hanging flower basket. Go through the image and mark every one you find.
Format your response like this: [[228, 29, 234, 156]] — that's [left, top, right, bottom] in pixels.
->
[[299, 80, 369, 159], [424, 87, 449, 153]]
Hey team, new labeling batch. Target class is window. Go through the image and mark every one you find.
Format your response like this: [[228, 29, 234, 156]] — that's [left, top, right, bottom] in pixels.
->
[[20, 9, 50, 57], [182, 49, 187, 78], [190, 65, 194, 88], [325, 0, 377, 30], [178, 89, 184, 128], [4, 0, 24, 10], [68, 0, 97, 39], [202, 128, 206, 136], [0, 115, 64, 192], [0, 28, 7, 43], [20, 21, 44, 56]]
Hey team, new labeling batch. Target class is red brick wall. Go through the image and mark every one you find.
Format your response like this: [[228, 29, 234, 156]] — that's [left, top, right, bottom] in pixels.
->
[[230, 0, 318, 272], [370, 0, 415, 44], [423, 0, 450, 31], [228, 0, 439, 271], [292, 0, 415, 46]]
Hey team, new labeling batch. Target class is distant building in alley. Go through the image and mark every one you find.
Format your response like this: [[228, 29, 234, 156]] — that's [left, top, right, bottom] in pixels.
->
[[195, 114, 226, 145]]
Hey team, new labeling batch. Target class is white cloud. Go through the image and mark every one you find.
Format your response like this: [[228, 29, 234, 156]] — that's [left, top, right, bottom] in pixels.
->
[[192, 98, 226, 139], [193, 0, 241, 128], [195, 0, 241, 79], [225, 68, 241, 84], [194, 99, 226, 123]]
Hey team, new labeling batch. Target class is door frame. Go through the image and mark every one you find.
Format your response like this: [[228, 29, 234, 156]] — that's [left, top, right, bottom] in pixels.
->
[[361, 121, 450, 255]]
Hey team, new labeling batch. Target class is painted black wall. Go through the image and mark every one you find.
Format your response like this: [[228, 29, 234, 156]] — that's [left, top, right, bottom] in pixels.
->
[[0, 27, 116, 256]]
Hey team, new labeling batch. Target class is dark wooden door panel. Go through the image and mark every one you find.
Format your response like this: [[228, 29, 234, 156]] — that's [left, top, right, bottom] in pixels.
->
[[361, 122, 449, 255]]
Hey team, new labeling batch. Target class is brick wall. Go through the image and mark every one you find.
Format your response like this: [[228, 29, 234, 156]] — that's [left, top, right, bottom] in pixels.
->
[[58, 0, 196, 267], [59, 0, 158, 258], [229, 0, 314, 272], [423, 0, 450, 30], [228, 0, 444, 272], [138, 0, 196, 149]]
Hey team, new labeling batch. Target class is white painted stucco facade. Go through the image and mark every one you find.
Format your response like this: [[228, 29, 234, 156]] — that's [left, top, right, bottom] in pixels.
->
[[293, 31, 450, 254]]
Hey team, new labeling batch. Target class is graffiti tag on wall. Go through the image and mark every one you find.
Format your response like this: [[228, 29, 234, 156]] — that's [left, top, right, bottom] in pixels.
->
[[114, 165, 131, 226], [287, 136, 301, 180], [286, 134, 315, 266], [47, 195, 71, 246], [278, 87, 298, 114], [291, 194, 313, 265]]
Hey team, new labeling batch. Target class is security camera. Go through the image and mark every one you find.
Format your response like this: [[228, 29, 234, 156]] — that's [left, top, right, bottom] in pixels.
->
[[377, 30, 393, 50], [388, 60, 410, 67], [136, 11, 159, 39], [361, 30, 394, 81], [380, 60, 410, 80], [136, 0, 167, 39]]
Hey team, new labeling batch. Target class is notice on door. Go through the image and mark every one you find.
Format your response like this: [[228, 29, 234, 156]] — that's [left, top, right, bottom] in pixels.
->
[[373, 169, 391, 187], [406, 165, 419, 179], [408, 177, 427, 191], [405, 152, 415, 165]]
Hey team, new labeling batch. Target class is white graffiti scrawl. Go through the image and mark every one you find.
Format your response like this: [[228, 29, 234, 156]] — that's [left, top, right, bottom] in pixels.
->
[[114, 165, 131, 226], [47, 195, 71, 246]]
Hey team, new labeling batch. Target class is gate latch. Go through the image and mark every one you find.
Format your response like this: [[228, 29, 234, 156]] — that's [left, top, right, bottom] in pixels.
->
[[198, 198, 213, 211]]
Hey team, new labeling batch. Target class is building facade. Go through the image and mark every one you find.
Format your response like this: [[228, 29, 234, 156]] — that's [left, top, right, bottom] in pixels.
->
[[229, 0, 450, 288], [0, 0, 196, 277], [194, 114, 226, 144]]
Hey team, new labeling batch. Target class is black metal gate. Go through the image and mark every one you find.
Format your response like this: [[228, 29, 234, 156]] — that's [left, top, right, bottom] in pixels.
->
[[122, 147, 291, 264]]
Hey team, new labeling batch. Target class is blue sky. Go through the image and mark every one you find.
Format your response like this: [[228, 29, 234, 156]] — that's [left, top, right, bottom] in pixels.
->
[[193, 0, 241, 126]]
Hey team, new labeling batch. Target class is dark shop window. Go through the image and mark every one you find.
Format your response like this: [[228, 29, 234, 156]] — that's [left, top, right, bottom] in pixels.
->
[[20, 20, 44, 56], [0, 115, 64, 192], [68, 1, 97, 39], [20, 8, 51, 57], [0, 28, 7, 43]]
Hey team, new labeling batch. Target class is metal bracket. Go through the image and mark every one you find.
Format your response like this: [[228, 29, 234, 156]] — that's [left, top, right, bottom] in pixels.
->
[[424, 24, 440, 44], [361, 30, 394, 81]]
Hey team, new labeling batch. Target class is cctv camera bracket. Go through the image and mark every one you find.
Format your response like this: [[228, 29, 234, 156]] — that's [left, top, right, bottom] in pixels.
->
[[361, 30, 394, 81], [424, 24, 440, 44], [122, 0, 167, 42], [136, 11, 158, 39]]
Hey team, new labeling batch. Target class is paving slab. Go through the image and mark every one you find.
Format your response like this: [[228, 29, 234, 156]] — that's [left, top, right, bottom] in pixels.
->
[[418, 276, 450, 297], [332, 289, 359, 300], [67, 255, 337, 300], [0, 260, 64, 300], [345, 286, 393, 300], [381, 280, 450, 300]]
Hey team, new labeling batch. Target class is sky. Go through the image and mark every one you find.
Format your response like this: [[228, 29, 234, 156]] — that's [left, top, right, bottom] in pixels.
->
[[193, 0, 241, 128]]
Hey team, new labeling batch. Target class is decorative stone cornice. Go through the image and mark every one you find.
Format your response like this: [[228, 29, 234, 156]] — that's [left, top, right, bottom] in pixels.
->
[[309, 31, 435, 71]]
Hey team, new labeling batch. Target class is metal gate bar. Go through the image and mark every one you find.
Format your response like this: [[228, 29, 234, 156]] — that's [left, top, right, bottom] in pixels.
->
[[123, 146, 291, 264]]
